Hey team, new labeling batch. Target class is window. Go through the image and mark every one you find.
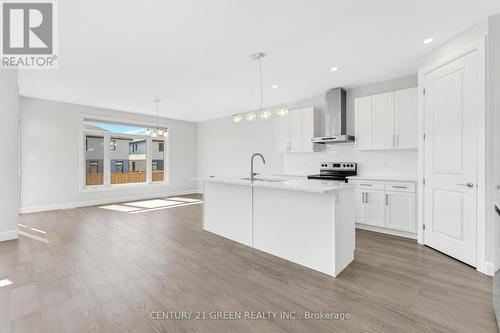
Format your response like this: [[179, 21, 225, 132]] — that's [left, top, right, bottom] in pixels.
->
[[115, 161, 124, 173], [83, 119, 168, 189], [89, 161, 99, 173], [110, 138, 146, 185], [85, 135, 104, 186], [152, 139, 165, 182]]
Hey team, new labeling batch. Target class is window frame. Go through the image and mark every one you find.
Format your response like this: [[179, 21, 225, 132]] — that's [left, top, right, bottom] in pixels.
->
[[79, 114, 170, 192]]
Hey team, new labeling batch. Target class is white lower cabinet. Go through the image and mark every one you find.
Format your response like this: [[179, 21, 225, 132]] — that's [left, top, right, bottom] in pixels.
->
[[354, 190, 365, 224], [385, 191, 415, 233], [352, 179, 416, 236], [365, 190, 386, 227], [355, 189, 385, 227]]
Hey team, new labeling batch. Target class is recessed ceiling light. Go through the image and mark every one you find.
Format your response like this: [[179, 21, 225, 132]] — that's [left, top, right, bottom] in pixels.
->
[[271, 84, 278, 89], [423, 38, 434, 44], [330, 66, 339, 72]]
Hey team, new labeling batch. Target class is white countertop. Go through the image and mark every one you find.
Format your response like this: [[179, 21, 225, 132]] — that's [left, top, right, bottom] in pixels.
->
[[347, 175, 417, 182], [202, 176, 353, 194]]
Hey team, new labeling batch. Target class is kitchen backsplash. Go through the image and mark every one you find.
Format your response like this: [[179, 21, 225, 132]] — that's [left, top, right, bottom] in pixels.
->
[[283, 142, 418, 177]]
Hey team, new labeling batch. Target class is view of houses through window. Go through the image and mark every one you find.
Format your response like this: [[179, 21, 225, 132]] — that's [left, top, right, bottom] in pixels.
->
[[85, 136, 104, 186], [152, 140, 165, 182], [84, 120, 167, 187]]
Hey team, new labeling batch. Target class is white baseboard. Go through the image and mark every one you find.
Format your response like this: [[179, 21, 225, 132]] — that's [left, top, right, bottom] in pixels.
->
[[356, 223, 417, 240], [482, 261, 495, 276], [0, 229, 18, 241], [19, 189, 199, 214]]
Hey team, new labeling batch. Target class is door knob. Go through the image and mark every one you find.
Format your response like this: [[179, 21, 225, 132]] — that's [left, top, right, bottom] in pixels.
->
[[457, 182, 474, 188]]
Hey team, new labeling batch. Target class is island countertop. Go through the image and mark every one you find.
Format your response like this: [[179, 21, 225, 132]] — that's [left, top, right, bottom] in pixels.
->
[[201, 176, 354, 194]]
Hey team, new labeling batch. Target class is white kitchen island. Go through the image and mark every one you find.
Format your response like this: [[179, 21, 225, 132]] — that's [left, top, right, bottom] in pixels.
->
[[202, 177, 355, 277]]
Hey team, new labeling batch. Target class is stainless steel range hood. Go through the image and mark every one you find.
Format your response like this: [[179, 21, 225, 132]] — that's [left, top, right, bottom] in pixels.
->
[[312, 88, 355, 144]]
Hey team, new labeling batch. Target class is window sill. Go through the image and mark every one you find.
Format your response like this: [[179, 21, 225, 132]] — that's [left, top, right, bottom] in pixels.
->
[[81, 181, 170, 193]]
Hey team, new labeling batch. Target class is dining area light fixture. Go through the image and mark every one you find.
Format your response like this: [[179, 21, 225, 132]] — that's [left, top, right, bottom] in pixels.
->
[[232, 52, 289, 124], [145, 99, 169, 137]]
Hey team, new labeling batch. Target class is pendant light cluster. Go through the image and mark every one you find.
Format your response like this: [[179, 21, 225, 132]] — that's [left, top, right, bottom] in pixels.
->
[[233, 52, 288, 124], [145, 99, 169, 138]]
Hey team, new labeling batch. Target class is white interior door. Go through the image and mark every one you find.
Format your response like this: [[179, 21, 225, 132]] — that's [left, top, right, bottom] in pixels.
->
[[423, 49, 481, 267]]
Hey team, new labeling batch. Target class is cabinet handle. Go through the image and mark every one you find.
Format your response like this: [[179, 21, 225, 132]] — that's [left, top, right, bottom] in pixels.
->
[[392, 185, 408, 189], [385, 194, 389, 206], [361, 192, 366, 203], [359, 183, 372, 187], [365, 192, 368, 204]]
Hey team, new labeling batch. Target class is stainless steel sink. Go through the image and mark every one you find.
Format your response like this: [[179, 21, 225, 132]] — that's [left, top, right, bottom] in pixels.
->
[[240, 177, 285, 183]]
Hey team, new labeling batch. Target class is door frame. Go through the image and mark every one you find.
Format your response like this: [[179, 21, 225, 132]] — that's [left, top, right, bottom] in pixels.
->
[[417, 37, 487, 274]]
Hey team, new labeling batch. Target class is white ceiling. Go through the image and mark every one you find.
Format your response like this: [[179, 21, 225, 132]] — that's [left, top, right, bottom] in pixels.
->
[[18, 0, 500, 122]]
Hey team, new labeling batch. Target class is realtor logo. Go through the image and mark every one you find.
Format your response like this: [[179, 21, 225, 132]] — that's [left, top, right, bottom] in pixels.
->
[[1, 0, 57, 68]]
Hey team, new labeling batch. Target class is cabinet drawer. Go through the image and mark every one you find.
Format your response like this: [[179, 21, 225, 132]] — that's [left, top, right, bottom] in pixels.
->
[[352, 180, 385, 190], [385, 181, 415, 193]]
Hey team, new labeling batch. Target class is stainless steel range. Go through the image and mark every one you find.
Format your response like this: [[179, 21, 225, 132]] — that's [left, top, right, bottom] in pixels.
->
[[307, 162, 357, 182]]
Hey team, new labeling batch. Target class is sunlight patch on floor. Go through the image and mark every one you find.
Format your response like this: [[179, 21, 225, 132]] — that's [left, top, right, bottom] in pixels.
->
[[124, 199, 182, 209], [0, 279, 13, 288], [99, 204, 141, 212], [167, 197, 202, 203], [18, 230, 49, 243], [98, 197, 203, 214], [128, 201, 203, 214]]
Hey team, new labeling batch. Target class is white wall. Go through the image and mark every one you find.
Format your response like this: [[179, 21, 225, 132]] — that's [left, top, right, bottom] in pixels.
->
[[0, 70, 19, 241], [197, 75, 418, 182], [488, 14, 500, 270], [20, 97, 198, 213], [419, 20, 489, 69]]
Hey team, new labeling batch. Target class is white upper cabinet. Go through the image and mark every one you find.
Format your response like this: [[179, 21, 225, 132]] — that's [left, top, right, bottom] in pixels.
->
[[289, 109, 302, 153], [394, 87, 418, 149], [354, 87, 417, 150], [354, 96, 372, 150], [276, 107, 321, 153], [372, 92, 395, 149], [276, 116, 291, 152]]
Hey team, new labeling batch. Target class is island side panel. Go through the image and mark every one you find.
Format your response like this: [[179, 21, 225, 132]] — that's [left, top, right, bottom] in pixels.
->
[[203, 181, 253, 247], [253, 187, 335, 276], [334, 189, 355, 276]]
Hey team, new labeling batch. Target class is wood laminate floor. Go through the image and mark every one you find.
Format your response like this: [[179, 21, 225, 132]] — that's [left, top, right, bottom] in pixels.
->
[[0, 194, 496, 332]]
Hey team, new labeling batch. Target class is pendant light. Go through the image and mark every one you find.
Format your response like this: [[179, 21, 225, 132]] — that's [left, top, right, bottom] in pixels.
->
[[146, 99, 168, 137], [233, 52, 288, 124]]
